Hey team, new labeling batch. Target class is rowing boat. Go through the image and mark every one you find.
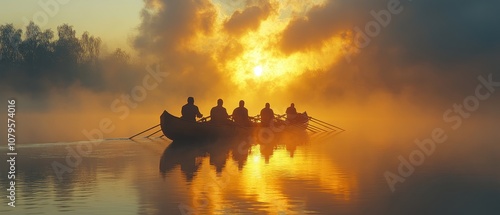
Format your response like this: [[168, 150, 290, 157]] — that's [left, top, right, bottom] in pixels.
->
[[160, 110, 252, 141], [160, 110, 309, 141]]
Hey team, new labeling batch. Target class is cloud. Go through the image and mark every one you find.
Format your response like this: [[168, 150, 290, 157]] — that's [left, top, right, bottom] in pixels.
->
[[278, 0, 380, 54], [134, 0, 217, 56], [5, 0, 498, 106], [3, 0, 500, 143], [223, 2, 272, 36], [378, 0, 500, 65], [133, 0, 227, 101], [276, 0, 500, 106]]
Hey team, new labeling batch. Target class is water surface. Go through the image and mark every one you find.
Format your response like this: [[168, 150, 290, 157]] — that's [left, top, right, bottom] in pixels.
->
[[1, 130, 499, 215]]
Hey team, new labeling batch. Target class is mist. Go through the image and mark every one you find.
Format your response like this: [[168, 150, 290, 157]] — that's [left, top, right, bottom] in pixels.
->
[[1, 0, 499, 144]]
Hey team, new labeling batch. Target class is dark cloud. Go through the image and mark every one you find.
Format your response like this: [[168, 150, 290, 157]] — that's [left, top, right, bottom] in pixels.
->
[[379, 0, 500, 65], [134, 0, 217, 56], [279, 0, 380, 54], [2, 0, 498, 108], [133, 0, 225, 99], [224, 3, 272, 36], [279, 0, 500, 63], [278, 0, 500, 107]]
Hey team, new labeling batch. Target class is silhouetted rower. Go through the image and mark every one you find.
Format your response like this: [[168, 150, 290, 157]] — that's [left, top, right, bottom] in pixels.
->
[[181, 97, 203, 122], [210, 99, 229, 124], [232, 100, 250, 126], [286, 103, 298, 122], [260, 103, 275, 126]]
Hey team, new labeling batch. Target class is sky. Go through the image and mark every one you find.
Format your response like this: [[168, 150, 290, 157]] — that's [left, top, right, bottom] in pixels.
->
[[1, 0, 499, 143], [0, 0, 143, 53]]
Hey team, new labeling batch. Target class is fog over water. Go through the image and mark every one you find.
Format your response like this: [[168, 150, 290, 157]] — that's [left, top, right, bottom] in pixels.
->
[[1, 0, 499, 214], [1, 0, 499, 144]]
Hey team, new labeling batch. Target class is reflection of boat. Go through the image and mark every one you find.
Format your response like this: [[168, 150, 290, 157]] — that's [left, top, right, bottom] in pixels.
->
[[160, 110, 309, 141], [159, 132, 308, 180], [159, 138, 251, 181]]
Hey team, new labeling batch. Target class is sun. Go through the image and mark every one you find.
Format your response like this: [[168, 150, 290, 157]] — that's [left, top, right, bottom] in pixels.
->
[[253, 65, 263, 77]]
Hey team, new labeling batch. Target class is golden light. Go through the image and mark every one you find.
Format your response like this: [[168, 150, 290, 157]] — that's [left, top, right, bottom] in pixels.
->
[[185, 143, 358, 214], [187, 0, 346, 91], [253, 65, 263, 77]]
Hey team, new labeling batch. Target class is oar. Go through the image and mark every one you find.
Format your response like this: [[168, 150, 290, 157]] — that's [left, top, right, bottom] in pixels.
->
[[310, 117, 344, 130], [308, 123, 330, 132], [306, 124, 322, 132], [274, 114, 286, 119], [308, 121, 335, 131], [249, 115, 259, 123], [309, 117, 345, 131], [146, 129, 162, 138], [129, 124, 160, 139], [247, 115, 260, 123], [305, 126, 318, 133], [197, 116, 211, 122]]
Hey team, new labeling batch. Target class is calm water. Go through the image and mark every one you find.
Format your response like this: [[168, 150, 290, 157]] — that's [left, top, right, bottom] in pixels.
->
[[1, 130, 500, 215]]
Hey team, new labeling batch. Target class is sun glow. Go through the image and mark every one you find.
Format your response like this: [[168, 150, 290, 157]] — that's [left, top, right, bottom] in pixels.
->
[[223, 22, 344, 90], [187, 0, 344, 90], [253, 65, 263, 77]]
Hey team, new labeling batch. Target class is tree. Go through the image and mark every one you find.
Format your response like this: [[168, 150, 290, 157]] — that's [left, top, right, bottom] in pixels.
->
[[0, 24, 23, 63], [54, 24, 81, 66], [109, 48, 130, 64], [38, 29, 55, 65], [0, 22, 134, 95], [20, 22, 41, 64], [80, 31, 101, 64], [19, 22, 55, 68]]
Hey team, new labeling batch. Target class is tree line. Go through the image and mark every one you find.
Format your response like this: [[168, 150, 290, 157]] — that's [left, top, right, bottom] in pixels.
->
[[0, 22, 133, 94]]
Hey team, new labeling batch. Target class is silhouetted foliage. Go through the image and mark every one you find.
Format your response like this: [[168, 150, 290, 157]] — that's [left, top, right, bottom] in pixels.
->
[[109, 48, 130, 64], [0, 22, 133, 95], [54, 24, 81, 66], [0, 24, 23, 63], [80, 31, 101, 65], [19, 22, 55, 67]]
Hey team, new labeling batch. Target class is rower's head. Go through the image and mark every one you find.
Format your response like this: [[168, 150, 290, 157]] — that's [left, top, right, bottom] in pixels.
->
[[291, 103, 295, 108], [265, 103, 270, 108], [217, 98, 223, 106], [187, 97, 194, 104], [239, 100, 245, 107]]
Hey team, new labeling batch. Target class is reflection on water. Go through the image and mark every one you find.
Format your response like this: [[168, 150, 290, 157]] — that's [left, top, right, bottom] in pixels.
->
[[1, 131, 500, 214], [159, 131, 357, 214]]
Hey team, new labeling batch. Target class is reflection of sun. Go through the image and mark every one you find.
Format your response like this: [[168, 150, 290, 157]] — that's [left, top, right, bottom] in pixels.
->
[[253, 65, 263, 77]]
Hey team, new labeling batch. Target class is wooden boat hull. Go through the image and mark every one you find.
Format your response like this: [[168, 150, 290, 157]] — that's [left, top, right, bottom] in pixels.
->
[[160, 110, 309, 141], [160, 110, 252, 141]]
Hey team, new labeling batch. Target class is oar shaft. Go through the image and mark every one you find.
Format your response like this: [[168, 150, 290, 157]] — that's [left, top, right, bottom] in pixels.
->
[[129, 124, 160, 139], [309, 120, 336, 130], [146, 129, 162, 138], [198, 116, 211, 122], [314, 118, 342, 129], [310, 117, 345, 131], [274, 114, 286, 119], [306, 124, 323, 132], [308, 123, 330, 132], [306, 126, 320, 133]]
